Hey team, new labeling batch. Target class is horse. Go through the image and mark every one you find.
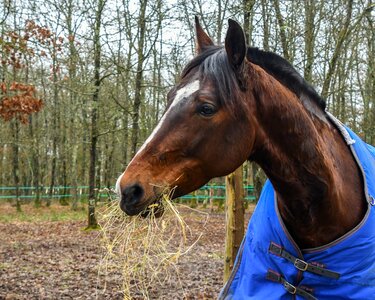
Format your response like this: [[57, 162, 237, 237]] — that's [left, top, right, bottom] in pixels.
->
[[116, 18, 375, 299]]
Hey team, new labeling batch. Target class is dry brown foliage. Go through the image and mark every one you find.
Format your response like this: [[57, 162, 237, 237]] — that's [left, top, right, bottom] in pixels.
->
[[0, 81, 43, 123]]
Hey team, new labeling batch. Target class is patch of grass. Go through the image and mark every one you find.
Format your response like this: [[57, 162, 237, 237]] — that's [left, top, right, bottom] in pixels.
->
[[83, 224, 101, 231], [0, 262, 11, 270], [0, 202, 87, 223]]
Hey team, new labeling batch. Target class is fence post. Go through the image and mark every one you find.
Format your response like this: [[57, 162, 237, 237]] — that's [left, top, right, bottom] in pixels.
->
[[209, 184, 215, 212], [224, 166, 244, 282]]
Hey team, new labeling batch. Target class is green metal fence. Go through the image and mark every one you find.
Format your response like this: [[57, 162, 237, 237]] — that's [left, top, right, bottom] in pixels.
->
[[0, 185, 256, 202]]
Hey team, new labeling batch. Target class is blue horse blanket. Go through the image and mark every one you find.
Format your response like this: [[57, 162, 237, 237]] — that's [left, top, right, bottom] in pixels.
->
[[219, 123, 375, 299]]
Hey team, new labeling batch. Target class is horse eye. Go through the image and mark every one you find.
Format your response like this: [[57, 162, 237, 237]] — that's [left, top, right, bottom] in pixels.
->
[[198, 103, 216, 117]]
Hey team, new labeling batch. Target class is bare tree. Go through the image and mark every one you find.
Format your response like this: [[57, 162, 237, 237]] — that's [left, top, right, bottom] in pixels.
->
[[87, 0, 107, 228]]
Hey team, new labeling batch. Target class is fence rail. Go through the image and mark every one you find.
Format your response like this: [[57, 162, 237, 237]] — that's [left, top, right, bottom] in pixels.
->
[[0, 185, 256, 202]]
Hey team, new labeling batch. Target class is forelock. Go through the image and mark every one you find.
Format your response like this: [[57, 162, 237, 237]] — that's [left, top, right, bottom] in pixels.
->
[[181, 46, 243, 116]]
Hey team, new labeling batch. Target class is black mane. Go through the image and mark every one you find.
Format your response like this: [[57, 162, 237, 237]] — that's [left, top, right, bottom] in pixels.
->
[[181, 46, 326, 111], [247, 47, 326, 110]]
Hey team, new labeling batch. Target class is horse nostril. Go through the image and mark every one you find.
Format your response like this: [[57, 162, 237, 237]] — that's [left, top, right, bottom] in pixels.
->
[[121, 184, 144, 207]]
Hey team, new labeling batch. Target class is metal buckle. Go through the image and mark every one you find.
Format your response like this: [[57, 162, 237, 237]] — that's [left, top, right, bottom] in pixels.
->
[[283, 281, 297, 294], [294, 258, 308, 271]]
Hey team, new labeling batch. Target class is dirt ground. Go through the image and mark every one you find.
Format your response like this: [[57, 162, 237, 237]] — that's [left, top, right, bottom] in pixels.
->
[[0, 205, 253, 299]]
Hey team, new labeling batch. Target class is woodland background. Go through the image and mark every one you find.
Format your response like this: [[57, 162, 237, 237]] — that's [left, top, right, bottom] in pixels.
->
[[0, 0, 374, 211]]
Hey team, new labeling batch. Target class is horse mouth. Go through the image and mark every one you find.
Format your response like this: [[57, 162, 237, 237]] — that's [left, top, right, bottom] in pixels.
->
[[140, 199, 165, 218], [121, 198, 165, 218]]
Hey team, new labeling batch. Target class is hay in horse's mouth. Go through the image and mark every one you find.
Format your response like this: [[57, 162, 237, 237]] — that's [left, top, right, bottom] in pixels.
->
[[98, 190, 207, 299], [141, 198, 164, 218], [120, 195, 165, 217], [128, 185, 174, 218], [138, 185, 179, 218]]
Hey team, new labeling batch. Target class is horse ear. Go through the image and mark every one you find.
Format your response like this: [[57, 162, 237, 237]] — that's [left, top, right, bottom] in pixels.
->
[[195, 16, 214, 54], [225, 19, 247, 70]]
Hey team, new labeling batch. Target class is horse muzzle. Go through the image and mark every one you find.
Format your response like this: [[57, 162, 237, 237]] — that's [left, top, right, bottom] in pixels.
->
[[119, 182, 165, 217]]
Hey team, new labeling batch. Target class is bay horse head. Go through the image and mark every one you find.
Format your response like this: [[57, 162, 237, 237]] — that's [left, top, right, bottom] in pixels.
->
[[116, 18, 254, 216]]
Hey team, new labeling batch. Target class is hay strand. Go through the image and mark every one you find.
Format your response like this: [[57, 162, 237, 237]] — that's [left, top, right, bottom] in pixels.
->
[[98, 189, 207, 299]]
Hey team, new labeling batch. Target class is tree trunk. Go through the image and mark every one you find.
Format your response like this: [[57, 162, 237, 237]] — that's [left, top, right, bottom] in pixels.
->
[[272, 0, 290, 61], [261, 0, 270, 51], [87, 0, 106, 229], [130, 0, 148, 157], [11, 120, 21, 212], [321, 0, 353, 99], [48, 46, 60, 207], [243, 0, 255, 44], [65, 0, 79, 210], [303, 0, 316, 82], [363, 6, 375, 144], [29, 114, 41, 207]]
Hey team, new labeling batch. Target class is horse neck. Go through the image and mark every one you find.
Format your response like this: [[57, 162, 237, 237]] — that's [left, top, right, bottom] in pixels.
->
[[248, 65, 366, 249]]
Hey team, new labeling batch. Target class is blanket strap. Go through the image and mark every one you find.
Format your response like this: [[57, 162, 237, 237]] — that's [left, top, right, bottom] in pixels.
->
[[269, 242, 340, 279], [266, 269, 317, 300]]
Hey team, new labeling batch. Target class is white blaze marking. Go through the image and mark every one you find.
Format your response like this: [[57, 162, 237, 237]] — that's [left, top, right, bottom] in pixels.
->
[[115, 174, 122, 195], [136, 79, 200, 155], [115, 80, 200, 195]]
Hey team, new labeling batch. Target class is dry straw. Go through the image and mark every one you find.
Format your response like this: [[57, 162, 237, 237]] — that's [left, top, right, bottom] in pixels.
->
[[98, 188, 207, 299]]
